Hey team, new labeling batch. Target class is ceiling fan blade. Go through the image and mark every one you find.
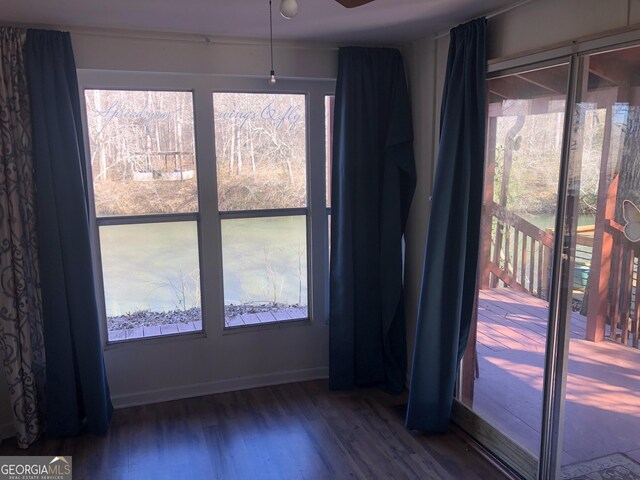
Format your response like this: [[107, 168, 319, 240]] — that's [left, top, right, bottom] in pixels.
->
[[335, 0, 376, 8]]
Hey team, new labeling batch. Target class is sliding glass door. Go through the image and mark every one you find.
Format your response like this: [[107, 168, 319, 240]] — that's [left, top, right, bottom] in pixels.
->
[[456, 62, 571, 479], [560, 44, 640, 478], [455, 38, 640, 480]]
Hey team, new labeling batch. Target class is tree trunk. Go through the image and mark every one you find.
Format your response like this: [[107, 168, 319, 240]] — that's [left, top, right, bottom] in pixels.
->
[[615, 106, 640, 222], [285, 156, 294, 184], [236, 125, 243, 175], [248, 128, 256, 176], [176, 94, 184, 172], [94, 90, 108, 181], [229, 121, 236, 175]]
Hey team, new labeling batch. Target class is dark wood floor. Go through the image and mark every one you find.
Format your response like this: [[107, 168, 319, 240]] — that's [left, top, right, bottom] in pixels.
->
[[0, 380, 507, 480]]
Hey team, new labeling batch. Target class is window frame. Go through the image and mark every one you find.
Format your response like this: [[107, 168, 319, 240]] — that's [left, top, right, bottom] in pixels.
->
[[78, 71, 335, 345], [81, 84, 204, 345], [324, 94, 335, 325]]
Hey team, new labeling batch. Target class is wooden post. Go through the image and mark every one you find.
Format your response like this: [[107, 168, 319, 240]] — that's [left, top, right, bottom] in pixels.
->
[[619, 247, 634, 344], [585, 72, 631, 341], [633, 260, 640, 348], [460, 290, 479, 406], [491, 116, 525, 287], [586, 175, 618, 341], [520, 236, 527, 288], [584, 86, 617, 342], [537, 242, 544, 297], [480, 115, 497, 290], [609, 239, 623, 340], [541, 229, 552, 300], [529, 239, 535, 293]]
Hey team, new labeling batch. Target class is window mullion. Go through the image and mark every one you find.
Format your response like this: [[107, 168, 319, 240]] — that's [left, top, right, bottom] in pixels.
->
[[219, 208, 307, 220], [308, 89, 328, 326], [193, 81, 225, 335]]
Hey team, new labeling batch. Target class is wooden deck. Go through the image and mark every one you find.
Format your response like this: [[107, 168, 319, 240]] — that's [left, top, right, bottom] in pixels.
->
[[106, 307, 308, 342], [107, 320, 203, 342], [473, 287, 640, 466], [224, 306, 308, 327]]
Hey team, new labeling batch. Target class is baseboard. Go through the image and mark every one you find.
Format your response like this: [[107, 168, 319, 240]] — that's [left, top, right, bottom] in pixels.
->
[[111, 366, 329, 409], [0, 422, 14, 441]]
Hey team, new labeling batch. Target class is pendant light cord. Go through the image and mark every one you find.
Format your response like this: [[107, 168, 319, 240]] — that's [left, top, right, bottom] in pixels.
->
[[269, 0, 275, 73]]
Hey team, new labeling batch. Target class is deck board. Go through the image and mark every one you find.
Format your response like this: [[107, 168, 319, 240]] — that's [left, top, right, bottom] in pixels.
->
[[472, 288, 640, 465]]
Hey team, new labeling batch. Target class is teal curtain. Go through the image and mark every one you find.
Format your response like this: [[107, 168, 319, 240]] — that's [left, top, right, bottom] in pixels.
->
[[329, 47, 416, 393], [406, 18, 486, 432], [26, 29, 113, 436]]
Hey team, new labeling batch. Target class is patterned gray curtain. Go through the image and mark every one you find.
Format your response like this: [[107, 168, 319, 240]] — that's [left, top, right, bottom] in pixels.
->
[[0, 27, 45, 448]]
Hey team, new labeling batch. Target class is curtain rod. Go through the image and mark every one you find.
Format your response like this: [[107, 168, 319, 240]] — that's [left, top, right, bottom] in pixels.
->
[[434, 0, 534, 40], [0, 21, 342, 51], [70, 29, 342, 51]]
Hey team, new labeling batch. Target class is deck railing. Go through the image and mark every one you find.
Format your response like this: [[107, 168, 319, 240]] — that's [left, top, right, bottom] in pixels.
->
[[603, 219, 640, 348], [483, 203, 554, 299], [483, 204, 597, 299], [573, 225, 594, 292], [482, 203, 640, 349]]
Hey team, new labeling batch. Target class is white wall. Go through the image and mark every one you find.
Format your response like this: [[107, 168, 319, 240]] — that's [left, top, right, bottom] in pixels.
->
[[401, 34, 449, 369], [487, 0, 640, 61], [70, 29, 338, 78], [402, 0, 640, 375]]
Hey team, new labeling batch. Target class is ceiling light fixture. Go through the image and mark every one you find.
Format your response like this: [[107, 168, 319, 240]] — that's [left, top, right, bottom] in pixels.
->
[[280, 0, 298, 19], [269, 0, 276, 84]]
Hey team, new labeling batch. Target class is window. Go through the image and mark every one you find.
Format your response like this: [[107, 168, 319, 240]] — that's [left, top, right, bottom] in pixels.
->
[[325, 95, 334, 254], [83, 77, 333, 342], [324, 95, 334, 323], [86, 90, 198, 217], [84, 89, 202, 341], [213, 93, 309, 327], [325, 95, 333, 210]]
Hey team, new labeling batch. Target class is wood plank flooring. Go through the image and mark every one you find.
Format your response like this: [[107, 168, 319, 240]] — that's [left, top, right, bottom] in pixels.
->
[[0, 380, 508, 480]]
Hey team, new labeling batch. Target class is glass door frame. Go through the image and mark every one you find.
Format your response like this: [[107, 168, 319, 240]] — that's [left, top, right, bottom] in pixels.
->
[[453, 27, 640, 480]]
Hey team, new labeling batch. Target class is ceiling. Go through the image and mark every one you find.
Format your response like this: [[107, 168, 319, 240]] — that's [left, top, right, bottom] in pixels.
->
[[2, 0, 519, 44]]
